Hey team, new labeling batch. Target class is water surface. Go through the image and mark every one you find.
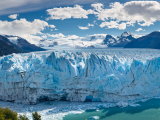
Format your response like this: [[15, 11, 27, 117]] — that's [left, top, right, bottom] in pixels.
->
[[64, 99, 160, 120]]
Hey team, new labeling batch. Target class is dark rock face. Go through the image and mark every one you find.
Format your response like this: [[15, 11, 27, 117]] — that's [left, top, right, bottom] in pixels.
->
[[0, 35, 45, 56], [124, 31, 160, 49], [5, 35, 45, 52], [16, 37, 45, 52], [0, 36, 19, 56]]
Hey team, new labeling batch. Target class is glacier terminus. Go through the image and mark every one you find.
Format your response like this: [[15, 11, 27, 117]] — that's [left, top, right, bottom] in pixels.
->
[[0, 49, 160, 105]]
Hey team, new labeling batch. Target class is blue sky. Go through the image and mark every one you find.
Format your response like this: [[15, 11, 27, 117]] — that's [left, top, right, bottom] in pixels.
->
[[0, 0, 160, 44]]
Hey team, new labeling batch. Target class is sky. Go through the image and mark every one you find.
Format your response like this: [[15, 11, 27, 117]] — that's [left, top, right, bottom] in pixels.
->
[[0, 0, 160, 44]]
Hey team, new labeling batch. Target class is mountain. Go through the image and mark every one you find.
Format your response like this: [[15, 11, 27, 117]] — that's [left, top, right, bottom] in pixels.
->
[[103, 32, 136, 47], [0, 35, 19, 56], [124, 31, 160, 49], [5, 35, 45, 52], [102, 35, 117, 47], [0, 35, 45, 56]]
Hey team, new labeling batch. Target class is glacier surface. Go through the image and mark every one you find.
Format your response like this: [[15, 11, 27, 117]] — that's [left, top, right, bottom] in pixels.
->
[[0, 49, 160, 105]]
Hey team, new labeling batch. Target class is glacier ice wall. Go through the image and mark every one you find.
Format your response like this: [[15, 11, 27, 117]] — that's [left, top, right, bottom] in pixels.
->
[[0, 50, 160, 104]]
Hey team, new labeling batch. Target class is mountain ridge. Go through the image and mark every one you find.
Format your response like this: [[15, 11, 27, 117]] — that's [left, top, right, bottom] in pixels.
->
[[124, 31, 160, 49]]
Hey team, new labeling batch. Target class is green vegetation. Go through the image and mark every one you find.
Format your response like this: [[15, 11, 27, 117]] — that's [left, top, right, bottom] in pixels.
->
[[18, 114, 29, 120], [32, 112, 41, 120], [0, 107, 18, 120], [0, 106, 42, 120]]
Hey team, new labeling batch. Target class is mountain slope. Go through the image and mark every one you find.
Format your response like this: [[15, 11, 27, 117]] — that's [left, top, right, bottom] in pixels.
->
[[124, 31, 160, 49], [5, 35, 45, 52], [0, 36, 19, 56]]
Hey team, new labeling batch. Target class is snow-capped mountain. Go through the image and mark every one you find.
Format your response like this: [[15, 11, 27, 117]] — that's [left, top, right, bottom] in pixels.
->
[[103, 32, 136, 47], [102, 35, 117, 47], [5, 35, 45, 52]]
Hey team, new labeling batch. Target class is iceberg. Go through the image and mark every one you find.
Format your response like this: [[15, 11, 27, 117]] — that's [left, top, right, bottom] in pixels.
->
[[0, 49, 160, 104]]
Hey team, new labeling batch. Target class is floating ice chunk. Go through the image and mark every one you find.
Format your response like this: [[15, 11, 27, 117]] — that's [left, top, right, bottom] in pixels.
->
[[116, 101, 128, 108], [89, 116, 100, 119], [129, 103, 140, 107]]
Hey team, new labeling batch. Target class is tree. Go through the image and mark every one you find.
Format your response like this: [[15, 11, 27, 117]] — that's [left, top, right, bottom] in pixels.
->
[[32, 112, 41, 120], [2, 107, 18, 120], [0, 107, 5, 120], [18, 114, 29, 120]]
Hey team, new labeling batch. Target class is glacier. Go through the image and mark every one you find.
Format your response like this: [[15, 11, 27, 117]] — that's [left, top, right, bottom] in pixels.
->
[[0, 49, 160, 105]]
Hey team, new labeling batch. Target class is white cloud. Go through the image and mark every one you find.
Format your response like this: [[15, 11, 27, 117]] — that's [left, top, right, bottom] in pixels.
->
[[93, 1, 160, 29], [91, 3, 104, 12], [100, 21, 126, 30], [54, 28, 58, 31], [118, 23, 126, 30], [78, 26, 89, 30], [50, 25, 56, 28], [88, 23, 94, 27], [42, 34, 47, 39], [46, 5, 94, 20], [135, 28, 145, 32], [0, 18, 55, 44], [78, 23, 94, 30], [67, 35, 79, 39], [8, 14, 18, 19], [40, 33, 105, 48], [100, 21, 118, 28], [0, 0, 101, 15], [41, 33, 107, 48], [47, 33, 65, 38]]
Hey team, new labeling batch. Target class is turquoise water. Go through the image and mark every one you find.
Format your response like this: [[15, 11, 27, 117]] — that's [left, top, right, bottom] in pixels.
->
[[63, 99, 160, 120]]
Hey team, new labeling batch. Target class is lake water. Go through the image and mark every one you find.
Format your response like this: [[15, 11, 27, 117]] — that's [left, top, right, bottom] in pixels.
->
[[63, 99, 160, 120]]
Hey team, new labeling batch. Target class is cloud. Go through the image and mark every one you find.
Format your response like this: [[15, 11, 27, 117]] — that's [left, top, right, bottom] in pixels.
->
[[100, 21, 126, 30], [47, 33, 65, 38], [91, 3, 104, 12], [49, 25, 56, 28], [46, 4, 94, 20], [135, 28, 145, 32], [78, 22, 94, 30], [78, 26, 89, 30], [93, 1, 160, 29], [67, 35, 79, 39], [0, 0, 105, 15], [88, 23, 94, 27], [0, 18, 55, 44], [42, 34, 47, 39], [118, 23, 126, 30], [42, 33, 107, 48], [8, 14, 18, 19]]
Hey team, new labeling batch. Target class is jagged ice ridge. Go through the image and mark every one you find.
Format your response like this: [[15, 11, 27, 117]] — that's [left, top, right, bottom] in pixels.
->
[[0, 49, 160, 104]]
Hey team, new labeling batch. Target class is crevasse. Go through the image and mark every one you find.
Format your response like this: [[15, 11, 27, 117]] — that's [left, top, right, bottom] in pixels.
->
[[0, 50, 160, 104]]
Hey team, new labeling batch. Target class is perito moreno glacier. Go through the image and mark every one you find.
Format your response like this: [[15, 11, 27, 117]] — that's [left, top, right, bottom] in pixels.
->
[[0, 49, 160, 105]]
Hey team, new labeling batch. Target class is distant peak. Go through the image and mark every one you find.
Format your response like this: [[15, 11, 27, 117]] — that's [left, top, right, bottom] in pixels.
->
[[106, 35, 114, 38], [121, 31, 132, 37]]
